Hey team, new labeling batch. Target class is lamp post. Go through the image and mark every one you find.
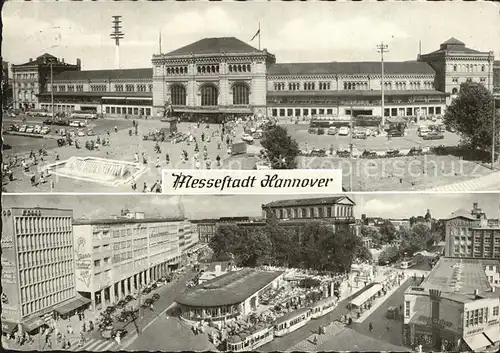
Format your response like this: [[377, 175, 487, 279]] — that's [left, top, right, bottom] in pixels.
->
[[377, 42, 389, 126], [493, 91, 499, 169], [50, 62, 54, 119]]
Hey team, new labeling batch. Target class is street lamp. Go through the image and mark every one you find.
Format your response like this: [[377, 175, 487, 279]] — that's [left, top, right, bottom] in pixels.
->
[[493, 90, 499, 170]]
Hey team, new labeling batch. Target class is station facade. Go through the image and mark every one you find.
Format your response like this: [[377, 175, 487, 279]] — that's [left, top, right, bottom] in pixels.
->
[[12, 37, 497, 120]]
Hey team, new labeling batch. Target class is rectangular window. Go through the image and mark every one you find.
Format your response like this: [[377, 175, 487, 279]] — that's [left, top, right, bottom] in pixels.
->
[[493, 306, 499, 316], [405, 301, 410, 317]]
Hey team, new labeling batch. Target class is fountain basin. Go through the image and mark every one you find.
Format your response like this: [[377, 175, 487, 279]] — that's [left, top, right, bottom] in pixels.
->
[[44, 156, 147, 186]]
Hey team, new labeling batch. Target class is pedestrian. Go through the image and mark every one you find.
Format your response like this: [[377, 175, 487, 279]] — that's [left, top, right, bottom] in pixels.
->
[[156, 157, 161, 168], [30, 174, 36, 187], [114, 126, 118, 133], [369, 322, 373, 332], [195, 160, 200, 169], [165, 153, 170, 164], [131, 180, 137, 191], [216, 155, 221, 167], [143, 182, 148, 193]]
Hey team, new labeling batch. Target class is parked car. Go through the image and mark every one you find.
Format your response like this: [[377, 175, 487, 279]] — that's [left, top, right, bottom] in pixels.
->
[[362, 150, 378, 159], [142, 298, 154, 307], [25, 125, 35, 134], [124, 295, 135, 302], [338, 126, 350, 136], [40, 126, 51, 135], [307, 127, 317, 134], [141, 287, 152, 295], [241, 133, 254, 143], [34, 125, 42, 134], [152, 294, 160, 301], [110, 328, 128, 340], [19, 125, 27, 133], [388, 129, 404, 137], [116, 300, 127, 309], [43, 118, 54, 125], [352, 129, 367, 139], [309, 148, 327, 157], [87, 130, 96, 136], [327, 127, 338, 135], [252, 131, 263, 139], [386, 149, 400, 157], [77, 130, 86, 137], [69, 121, 81, 127], [9, 124, 19, 132], [336, 149, 351, 158], [423, 131, 444, 140]]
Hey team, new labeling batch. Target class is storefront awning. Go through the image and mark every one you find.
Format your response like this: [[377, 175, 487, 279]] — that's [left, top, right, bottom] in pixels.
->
[[2, 321, 18, 334], [349, 283, 383, 307], [22, 317, 46, 332], [464, 333, 491, 351], [483, 325, 500, 344], [54, 297, 91, 316]]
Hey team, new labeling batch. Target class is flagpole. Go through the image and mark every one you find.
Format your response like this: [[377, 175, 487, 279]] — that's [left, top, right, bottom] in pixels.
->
[[258, 22, 261, 50]]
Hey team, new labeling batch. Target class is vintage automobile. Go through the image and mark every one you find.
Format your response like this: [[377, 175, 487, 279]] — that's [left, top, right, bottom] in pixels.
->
[[307, 127, 317, 134], [386, 149, 401, 157], [422, 131, 444, 140], [25, 125, 35, 134], [352, 129, 367, 139], [338, 126, 350, 136], [361, 150, 378, 159], [309, 148, 327, 157], [40, 126, 51, 135], [387, 129, 404, 137], [241, 133, 254, 143], [336, 149, 351, 158], [327, 127, 338, 135], [408, 147, 423, 156]]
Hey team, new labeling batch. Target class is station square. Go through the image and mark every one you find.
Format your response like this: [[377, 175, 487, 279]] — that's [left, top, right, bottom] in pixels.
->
[[4, 35, 500, 192]]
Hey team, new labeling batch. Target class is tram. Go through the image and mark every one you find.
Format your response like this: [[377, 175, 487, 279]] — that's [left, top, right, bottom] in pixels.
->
[[225, 324, 274, 352], [274, 307, 312, 337], [309, 296, 337, 319]]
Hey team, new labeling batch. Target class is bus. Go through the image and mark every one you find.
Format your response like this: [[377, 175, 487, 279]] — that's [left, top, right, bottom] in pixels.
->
[[71, 110, 97, 119], [274, 307, 311, 337]]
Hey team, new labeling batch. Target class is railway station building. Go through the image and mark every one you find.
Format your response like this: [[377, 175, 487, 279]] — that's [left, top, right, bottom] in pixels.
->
[[12, 37, 496, 122]]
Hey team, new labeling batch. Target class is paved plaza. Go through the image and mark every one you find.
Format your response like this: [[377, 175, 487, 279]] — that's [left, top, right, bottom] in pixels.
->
[[3, 118, 247, 193], [3, 117, 497, 192]]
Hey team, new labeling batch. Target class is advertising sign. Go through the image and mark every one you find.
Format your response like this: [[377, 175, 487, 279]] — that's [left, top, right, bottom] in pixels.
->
[[73, 227, 93, 291]]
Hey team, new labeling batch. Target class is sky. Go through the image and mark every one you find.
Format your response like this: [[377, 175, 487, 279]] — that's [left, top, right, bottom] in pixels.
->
[[2, 1, 499, 70], [2, 193, 499, 221]]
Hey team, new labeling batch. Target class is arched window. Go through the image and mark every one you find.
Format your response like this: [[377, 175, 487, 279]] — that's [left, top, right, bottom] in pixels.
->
[[453, 65, 457, 72], [233, 83, 249, 105], [201, 85, 218, 106], [170, 85, 186, 106]]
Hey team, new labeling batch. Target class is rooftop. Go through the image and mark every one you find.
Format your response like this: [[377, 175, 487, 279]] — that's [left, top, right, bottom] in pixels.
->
[[262, 196, 354, 208], [413, 257, 499, 302], [165, 37, 264, 57], [52, 68, 153, 82], [175, 268, 283, 307], [443, 208, 476, 221], [38, 92, 152, 98], [73, 216, 184, 225], [14, 53, 78, 68], [268, 61, 435, 76], [421, 38, 487, 56], [267, 90, 446, 98]]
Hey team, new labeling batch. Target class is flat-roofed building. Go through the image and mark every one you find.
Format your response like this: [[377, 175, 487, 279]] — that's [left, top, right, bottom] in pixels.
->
[[175, 268, 284, 322], [73, 214, 187, 311], [41, 68, 153, 117], [403, 257, 500, 352], [444, 203, 500, 259], [1, 207, 90, 335]]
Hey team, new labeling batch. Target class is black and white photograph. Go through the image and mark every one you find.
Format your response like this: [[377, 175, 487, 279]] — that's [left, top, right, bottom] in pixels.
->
[[1, 193, 500, 352], [2, 1, 499, 192]]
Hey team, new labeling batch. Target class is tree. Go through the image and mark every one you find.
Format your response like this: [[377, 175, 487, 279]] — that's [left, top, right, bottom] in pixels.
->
[[260, 125, 300, 169], [236, 230, 273, 267], [209, 224, 243, 260], [379, 220, 396, 244], [444, 83, 499, 151], [378, 245, 401, 265]]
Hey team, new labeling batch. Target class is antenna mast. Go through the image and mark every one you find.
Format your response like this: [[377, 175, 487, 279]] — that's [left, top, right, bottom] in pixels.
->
[[110, 15, 125, 69], [377, 42, 389, 126]]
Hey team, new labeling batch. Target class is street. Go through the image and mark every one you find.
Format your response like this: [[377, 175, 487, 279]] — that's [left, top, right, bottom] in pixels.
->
[[259, 276, 422, 352]]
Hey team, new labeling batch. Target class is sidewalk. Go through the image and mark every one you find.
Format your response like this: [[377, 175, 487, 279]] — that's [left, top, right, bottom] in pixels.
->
[[427, 169, 500, 191]]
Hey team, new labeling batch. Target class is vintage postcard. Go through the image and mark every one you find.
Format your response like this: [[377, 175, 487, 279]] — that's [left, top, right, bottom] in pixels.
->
[[2, 193, 500, 351], [2, 1, 499, 193]]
